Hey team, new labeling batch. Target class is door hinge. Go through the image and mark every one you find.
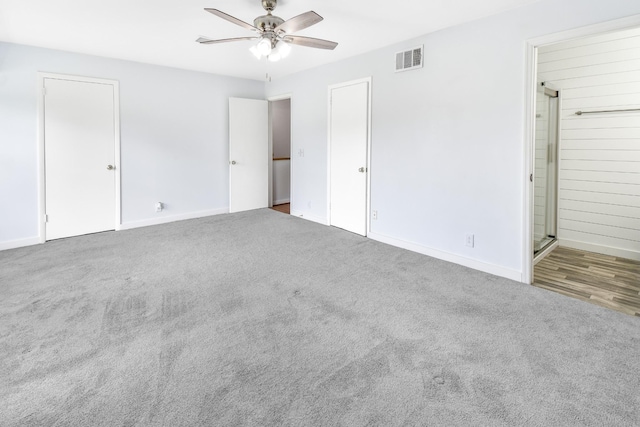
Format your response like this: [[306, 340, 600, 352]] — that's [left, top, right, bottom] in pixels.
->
[[44, 214, 49, 222], [42, 87, 47, 96]]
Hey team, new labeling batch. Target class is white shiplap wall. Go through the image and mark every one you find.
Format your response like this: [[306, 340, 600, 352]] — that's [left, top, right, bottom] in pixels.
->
[[538, 27, 640, 260]]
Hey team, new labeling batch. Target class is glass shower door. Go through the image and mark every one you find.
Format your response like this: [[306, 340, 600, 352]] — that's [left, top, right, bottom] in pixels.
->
[[533, 84, 558, 255]]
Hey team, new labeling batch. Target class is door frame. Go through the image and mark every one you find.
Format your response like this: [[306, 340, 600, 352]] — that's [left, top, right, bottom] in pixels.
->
[[37, 72, 121, 243], [522, 15, 640, 284], [267, 93, 293, 209], [327, 77, 372, 235]]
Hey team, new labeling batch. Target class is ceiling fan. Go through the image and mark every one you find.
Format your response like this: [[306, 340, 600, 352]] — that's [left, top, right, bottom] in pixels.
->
[[197, 0, 338, 62]]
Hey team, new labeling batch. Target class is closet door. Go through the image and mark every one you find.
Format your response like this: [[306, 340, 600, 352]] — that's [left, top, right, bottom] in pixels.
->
[[329, 79, 370, 236], [228, 97, 269, 213], [44, 77, 117, 240]]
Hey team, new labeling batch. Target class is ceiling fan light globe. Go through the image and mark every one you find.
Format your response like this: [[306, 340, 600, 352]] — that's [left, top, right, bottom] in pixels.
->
[[279, 42, 291, 58], [256, 38, 272, 56], [249, 45, 262, 59]]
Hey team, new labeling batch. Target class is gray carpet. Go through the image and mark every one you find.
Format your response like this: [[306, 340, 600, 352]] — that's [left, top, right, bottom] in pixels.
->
[[1, 209, 638, 426]]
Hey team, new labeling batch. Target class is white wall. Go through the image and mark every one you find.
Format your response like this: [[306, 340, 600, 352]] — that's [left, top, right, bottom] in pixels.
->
[[266, 0, 640, 280], [273, 159, 291, 205], [0, 42, 264, 248], [538, 27, 640, 260], [272, 99, 291, 159]]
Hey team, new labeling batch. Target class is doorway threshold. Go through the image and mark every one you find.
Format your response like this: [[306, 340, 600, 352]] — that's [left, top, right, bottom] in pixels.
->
[[271, 203, 290, 215]]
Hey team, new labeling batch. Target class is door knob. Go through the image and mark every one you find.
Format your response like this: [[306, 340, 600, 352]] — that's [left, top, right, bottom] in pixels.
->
[[358, 167, 366, 173], [230, 160, 237, 165], [107, 165, 114, 170]]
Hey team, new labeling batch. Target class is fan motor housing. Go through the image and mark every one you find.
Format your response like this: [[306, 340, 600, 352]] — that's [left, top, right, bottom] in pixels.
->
[[254, 14, 284, 31]]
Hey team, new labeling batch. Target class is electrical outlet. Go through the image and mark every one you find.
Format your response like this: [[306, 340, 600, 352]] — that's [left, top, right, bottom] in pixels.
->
[[372, 210, 378, 220], [466, 234, 474, 248], [156, 202, 163, 212], [298, 148, 305, 157]]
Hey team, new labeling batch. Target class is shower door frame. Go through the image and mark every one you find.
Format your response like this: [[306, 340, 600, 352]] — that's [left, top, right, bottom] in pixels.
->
[[533, 85, 559, 261]]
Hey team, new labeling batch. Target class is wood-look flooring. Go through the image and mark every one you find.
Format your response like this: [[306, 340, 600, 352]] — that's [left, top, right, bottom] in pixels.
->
[[271, 203, 290, 215], [534, 246, 640, 317]]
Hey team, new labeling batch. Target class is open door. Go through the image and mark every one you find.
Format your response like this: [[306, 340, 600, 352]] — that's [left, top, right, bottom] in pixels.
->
[[229, 97, 269, 213]]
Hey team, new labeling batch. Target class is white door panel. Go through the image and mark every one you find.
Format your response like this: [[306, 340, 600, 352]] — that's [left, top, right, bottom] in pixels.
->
[[229, 98, 269, 213], [329, 81, 369, 236], [44, 78, 116, 240]]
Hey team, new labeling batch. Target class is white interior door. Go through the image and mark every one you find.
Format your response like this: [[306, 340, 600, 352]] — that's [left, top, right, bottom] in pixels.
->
[[44, 77, 116, 240], [329, 80, 370, 236], [229, 97, 269, 213]]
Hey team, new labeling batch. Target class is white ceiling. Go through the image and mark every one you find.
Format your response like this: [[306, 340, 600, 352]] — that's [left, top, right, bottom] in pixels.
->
[[0, 0, 540, 81]]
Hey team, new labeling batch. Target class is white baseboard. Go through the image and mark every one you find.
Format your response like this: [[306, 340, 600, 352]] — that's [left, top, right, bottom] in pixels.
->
[[367, 231, 522, 282], [119, 208, 228, 231], [0, 237, 41, 252], [1, 208, 229, 251], [273, 198, 290, 206], [290, 209, 329, 226], [559, 239, 640, 261]]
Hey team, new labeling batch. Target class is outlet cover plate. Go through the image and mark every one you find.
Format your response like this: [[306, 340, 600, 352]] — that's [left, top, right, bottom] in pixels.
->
[[466, 234, 474, 248]]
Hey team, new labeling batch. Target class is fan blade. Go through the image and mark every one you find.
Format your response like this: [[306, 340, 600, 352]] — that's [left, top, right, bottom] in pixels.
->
[[197, 36, 259, 45], [284, 35, 337, 50], [275, 11, 323, 34], [205, 8, 259, 32]]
